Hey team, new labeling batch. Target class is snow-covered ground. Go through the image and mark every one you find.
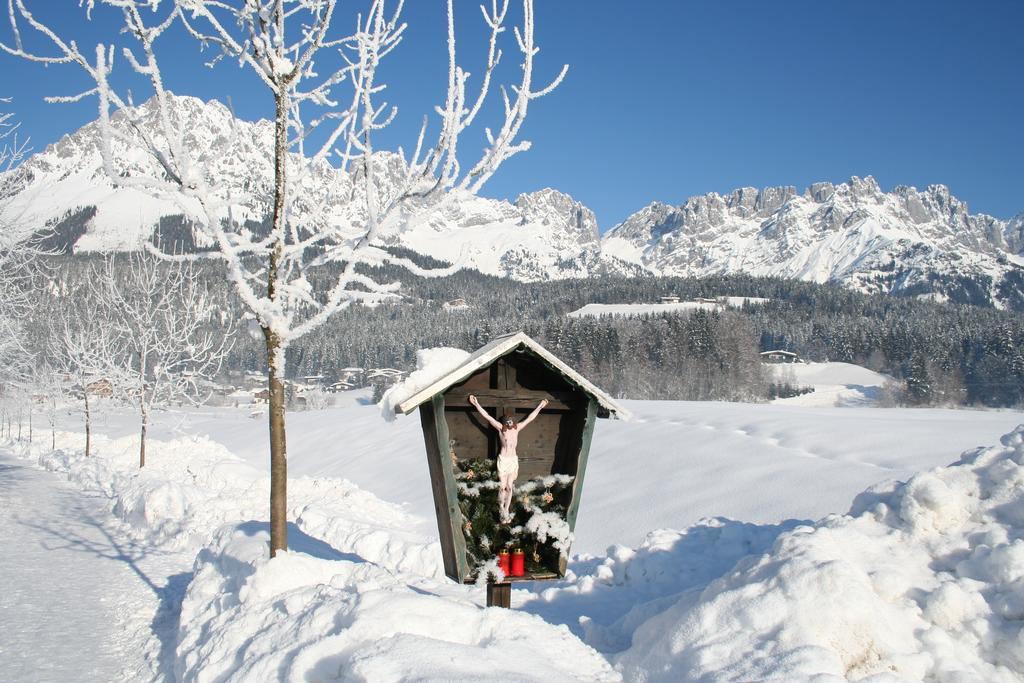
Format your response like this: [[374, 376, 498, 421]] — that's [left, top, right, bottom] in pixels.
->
[[6, 395, 1024, 681], [0, 450, 192, 682], [69, 395, 1021, 554], [770, 361, 892, 407], [567, 297, 769, 319]]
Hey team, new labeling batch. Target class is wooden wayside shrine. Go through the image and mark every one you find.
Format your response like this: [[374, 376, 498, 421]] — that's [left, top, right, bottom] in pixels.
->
[[394, 332, 629, 606]]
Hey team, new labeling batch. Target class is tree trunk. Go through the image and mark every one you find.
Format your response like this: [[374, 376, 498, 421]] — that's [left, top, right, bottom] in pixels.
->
[[266, 329, 288, 558], [139, 406, 147, 468], [84, 392, 91, 458], [266, 86, 290, 558]]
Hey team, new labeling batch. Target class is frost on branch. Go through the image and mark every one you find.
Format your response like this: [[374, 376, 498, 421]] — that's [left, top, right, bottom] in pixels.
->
[[2, 0, 565, 554], [523, 508, 574, 558], [0, 0, 567, 364], [52, 252, 232, 466], [0, 98, 36, 385]]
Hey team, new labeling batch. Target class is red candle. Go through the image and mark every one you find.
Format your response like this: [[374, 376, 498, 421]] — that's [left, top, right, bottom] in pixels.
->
[[497, 551, 510, 576], [510, 549, 525, 577]]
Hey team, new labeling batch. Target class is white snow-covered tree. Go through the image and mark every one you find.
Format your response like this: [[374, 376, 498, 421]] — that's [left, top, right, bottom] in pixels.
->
[[50, 306, 109, 459], [67, 254, 231, 467], [28, 363, 71, 452], [2, 0, 565, 554], [0, 98, 36, 387], [0, 380, 29, 442]]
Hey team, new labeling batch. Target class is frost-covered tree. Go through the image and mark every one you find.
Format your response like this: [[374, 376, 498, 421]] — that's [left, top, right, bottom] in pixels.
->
[[51, 303, 110, 459], [0, 98, 36, 387], [2, 0, 565, 554], [28, 363, 70, 451], [69, 254, 230, 467]]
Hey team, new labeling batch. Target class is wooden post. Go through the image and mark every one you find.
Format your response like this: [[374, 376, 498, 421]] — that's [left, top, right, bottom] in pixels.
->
[[420, 394, 469, 583], [561, 397, 599, 576], [495, 360, 506, 422], [565, 397, 598, 531], [486, 580, 511, 608]]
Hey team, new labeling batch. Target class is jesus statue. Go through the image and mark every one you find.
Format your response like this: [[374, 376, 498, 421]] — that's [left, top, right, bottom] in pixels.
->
[[469, 394, 549, 523]]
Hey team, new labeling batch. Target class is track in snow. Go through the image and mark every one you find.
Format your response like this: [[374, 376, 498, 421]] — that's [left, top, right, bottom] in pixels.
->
[[0, 449, 191, 682]]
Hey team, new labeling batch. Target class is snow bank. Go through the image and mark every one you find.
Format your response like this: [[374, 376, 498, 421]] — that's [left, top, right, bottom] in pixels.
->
[[27, 428, 616, 682], [780, 361, 889, 388], [614, 425, 1024, 682], [379, 347, 470, 421], [522, 519, 805, 654], [37, 433, 262, 547], [33, 431, 443, 577], [175, 524, 619, 683], [18, 409, 1024, 682]]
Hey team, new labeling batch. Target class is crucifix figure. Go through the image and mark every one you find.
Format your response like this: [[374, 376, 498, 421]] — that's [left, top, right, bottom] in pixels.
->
[[469, 395, 549, 523]]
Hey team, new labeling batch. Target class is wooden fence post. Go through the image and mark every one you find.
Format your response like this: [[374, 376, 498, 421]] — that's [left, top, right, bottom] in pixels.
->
[[486, 580, 511, 608]]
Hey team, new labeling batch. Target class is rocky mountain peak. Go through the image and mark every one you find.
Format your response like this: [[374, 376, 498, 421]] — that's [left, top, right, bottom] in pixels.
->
[[514, 188, 599, 246], [602, 177, 1024, 309], [1005, 213, 1024, 255], [724, 185, 798, 218], [807, 182, 835, 202], [846, 175, 882, 198]]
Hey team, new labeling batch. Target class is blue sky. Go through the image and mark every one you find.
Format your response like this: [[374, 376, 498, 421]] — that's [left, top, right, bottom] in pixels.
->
[[2, 1, 1021, 230]]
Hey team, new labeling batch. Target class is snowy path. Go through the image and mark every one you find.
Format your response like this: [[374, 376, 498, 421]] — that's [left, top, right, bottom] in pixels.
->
[[0, 449, 191, 682]]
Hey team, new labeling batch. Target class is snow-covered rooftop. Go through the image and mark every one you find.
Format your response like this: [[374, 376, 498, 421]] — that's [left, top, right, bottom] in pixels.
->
[[393, 332, 629, 420]]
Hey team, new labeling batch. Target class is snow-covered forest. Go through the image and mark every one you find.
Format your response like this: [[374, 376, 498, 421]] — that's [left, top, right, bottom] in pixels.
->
[[19, 253, 1024, 408]]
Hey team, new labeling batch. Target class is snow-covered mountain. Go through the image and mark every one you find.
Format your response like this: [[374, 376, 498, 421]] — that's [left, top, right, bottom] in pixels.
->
[[10, 96, 276, 252], [604, 177, 1024, 309], [390, 186, 608, 281], [6, 95, 605, 281], [7, 95, 1023, 308]]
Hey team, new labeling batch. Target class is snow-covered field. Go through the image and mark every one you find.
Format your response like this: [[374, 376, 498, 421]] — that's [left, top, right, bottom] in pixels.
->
[[568, 297, 769, 319], [5, 395, 1024, 681], [70, 393, 1020, 554], [770, 361, 893, 407]]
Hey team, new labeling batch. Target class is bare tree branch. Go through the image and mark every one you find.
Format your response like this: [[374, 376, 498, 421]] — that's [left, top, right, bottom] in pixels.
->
[[2, 0, 565, 553]]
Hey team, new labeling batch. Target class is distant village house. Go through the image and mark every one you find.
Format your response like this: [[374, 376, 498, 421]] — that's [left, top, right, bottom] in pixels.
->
[[443, 298, 470, 311], [760, 350, 801, 364], [85, 378, 114, 397]]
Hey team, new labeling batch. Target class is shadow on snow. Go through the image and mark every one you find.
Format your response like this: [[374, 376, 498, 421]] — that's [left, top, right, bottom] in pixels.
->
[[516, 516, 809, 654]]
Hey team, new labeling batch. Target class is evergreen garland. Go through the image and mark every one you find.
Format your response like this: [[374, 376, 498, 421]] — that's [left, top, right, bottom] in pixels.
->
[[454, 455, 574, 576]]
